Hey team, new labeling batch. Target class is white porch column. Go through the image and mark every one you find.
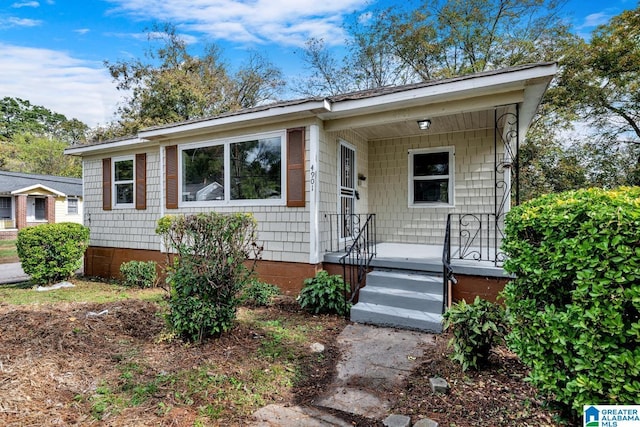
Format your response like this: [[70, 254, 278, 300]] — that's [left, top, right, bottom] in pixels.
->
[[309, 124, 320, 264]]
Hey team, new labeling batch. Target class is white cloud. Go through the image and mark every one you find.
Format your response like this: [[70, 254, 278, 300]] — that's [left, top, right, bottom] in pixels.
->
[[104, 0, 369, 47], [0, 17, 42, 28], [11, 1, 40, 8], [578, 12, 612, 29], [0, 43, 123, 127], [74, 28, 90, 35]]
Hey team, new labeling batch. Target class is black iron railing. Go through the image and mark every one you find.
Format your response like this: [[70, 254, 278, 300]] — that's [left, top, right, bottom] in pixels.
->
[[442, 215, 456, 314], [325, 213, 376, 253], [446, 213, 507, 266], [338, 213, 376, 316]]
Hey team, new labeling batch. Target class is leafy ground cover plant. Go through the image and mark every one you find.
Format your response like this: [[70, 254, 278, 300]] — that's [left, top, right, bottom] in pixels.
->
[[156, 213, 262, 342], [502, 187, 640, 419], [119, 260, 157, 288], [16, 222, 89, 285], [297, 270, 351, 316], [239, 279, 281, 307], [443, 296, 506, 371]]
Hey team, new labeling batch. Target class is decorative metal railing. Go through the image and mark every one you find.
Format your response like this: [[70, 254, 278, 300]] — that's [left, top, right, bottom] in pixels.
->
[[337, 213, 376, 316], [445, 213, 507, 267], [325, 213, 376, 253]]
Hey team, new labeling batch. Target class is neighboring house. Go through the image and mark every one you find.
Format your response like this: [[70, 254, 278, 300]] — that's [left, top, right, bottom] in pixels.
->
[[0, 171, 83, 239], [66, 62, 557, 331]]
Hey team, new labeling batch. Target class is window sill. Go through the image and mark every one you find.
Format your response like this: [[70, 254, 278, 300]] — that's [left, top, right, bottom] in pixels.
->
[[409, 203, 455, 209]]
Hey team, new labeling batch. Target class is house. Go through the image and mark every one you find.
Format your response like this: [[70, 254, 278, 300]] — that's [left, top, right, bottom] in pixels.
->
[[0, 171, 83, 239], [65, 62, 557, 332]]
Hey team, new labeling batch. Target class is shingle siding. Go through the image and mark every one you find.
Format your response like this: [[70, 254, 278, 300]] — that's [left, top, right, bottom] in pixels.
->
[[369, 128, 503, 245]]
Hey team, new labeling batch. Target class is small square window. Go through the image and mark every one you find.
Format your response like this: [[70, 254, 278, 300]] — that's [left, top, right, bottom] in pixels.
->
[[409, 147, 454, 207]]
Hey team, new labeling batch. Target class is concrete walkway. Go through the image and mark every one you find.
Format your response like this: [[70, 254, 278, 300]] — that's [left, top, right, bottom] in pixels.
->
[[252, 323, 437, 426], [0, 262, 29, 284]]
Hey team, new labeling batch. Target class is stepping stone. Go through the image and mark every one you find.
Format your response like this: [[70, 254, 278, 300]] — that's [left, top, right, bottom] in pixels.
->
[[252, 404, 351, 427]]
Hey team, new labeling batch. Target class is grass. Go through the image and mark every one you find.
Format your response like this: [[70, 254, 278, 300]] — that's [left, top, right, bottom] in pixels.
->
[[0, 278, 166, 305], [0, 239, 18, 263]]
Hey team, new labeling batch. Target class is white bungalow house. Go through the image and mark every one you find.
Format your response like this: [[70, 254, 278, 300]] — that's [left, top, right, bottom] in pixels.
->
[[65, 62, 557, 332], [0, 171, 83, 239]]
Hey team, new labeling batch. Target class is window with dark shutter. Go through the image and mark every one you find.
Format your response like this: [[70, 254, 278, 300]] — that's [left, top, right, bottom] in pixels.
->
[[135, 153, 147, 210], [286, 127, 305, 207], [102, 158, 112, 211], [166, 145, 179, 209]]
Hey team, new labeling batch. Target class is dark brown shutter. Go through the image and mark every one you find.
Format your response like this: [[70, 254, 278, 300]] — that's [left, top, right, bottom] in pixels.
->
[[286, 127, 305, 207], [135, 153, 147, 210], [102, 158, 112, 211], [166, 145, 179, 209]]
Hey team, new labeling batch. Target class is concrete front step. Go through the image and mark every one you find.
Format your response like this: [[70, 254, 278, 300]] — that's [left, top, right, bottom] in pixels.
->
[[366, 269, 442, 293], [351, 302, 443, 333], [358, 286, 443, 313]]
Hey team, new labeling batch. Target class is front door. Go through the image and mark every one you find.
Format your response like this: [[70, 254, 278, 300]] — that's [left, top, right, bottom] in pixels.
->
[[339, 141, 356, 240]]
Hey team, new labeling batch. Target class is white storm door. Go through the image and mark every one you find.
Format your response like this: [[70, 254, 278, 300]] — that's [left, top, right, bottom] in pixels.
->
[[339, 141, 356, 240]]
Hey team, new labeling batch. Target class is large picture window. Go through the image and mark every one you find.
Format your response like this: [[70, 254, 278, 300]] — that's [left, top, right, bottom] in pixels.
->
[[409, 147, 454, 206], [113, 156, 134, 207], [180, 132, 284, 205]]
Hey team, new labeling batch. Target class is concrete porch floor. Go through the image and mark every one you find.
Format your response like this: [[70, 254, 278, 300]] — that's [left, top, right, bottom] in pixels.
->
[[324, 242, 510, 278]]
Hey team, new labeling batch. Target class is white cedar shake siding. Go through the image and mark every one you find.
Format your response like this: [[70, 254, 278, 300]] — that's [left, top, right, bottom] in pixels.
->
[[84, 149, 162, 250], [160, 121, 311, 264], [370, 128, 502, 245]]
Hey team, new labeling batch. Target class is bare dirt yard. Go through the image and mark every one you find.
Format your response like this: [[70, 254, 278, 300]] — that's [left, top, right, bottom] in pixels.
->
[[0, 287, 562, 426]]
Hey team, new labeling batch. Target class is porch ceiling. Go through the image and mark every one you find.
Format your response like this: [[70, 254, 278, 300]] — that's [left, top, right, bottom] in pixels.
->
[[351, 106, 510, 141]]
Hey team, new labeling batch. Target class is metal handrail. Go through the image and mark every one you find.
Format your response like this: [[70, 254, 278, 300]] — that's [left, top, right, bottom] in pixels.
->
[[339, 213, 376, 317], [442, 214, 456, 313]]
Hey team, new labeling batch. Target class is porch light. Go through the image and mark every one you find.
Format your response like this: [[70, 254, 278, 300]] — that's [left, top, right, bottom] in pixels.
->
[[417, 119, 431, 130]]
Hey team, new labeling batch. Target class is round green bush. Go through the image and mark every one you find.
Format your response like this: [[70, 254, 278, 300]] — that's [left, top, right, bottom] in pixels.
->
[[16, 222, 90, 285], [501, 187, 640, 418]]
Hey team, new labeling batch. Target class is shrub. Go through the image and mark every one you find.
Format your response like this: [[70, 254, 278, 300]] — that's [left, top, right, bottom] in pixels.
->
[[119, 260, 157, 288], [443, 296, 506, 371], [156, 213, 262, 342], [239, 279, 280, 307], [17, 222, 89, 285], [297, 270, 350, 316], [501, 187, 640, 418]]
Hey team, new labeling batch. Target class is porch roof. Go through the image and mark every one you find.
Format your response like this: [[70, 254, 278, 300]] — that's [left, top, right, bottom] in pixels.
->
[[0, 171, 82, 197], [66, 62, 557, 155]]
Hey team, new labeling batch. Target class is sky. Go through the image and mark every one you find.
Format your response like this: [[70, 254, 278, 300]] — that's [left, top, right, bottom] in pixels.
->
[[0, 0, 636, 128]]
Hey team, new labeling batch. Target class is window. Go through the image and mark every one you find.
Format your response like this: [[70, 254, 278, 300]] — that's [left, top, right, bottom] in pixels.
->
[[34, 198, 45, 220], [68, 198, 78, 215], [113, 156, 134, 207], [409, 147, 454, 206], [230, 137, 281, 200], [180, 132, 284, 205], [0, 197, 11, 219]]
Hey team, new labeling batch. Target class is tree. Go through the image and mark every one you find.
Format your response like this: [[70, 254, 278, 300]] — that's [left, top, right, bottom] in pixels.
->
[[101, 23, 285, 139], [556, 6, 640, 184], [0, 133, 82, 177], [299, 0, 573, 95], [0, 97, 87, 144], [0, 97, 86, 176]]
